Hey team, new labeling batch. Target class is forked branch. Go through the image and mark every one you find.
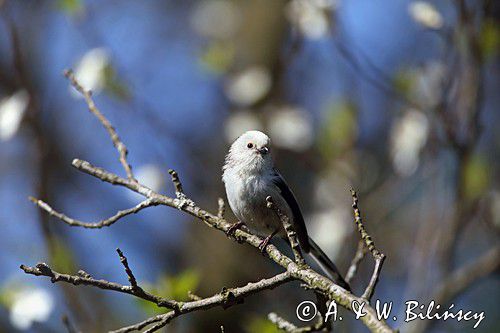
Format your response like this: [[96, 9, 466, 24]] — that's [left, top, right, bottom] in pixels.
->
[[350, 189, 386, 301], [266, 195, 306, 266], [28, 196, 158, 228], [64, 69, 136, 182]]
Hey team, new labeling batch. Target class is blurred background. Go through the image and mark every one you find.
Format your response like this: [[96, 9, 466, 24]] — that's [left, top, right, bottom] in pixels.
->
[[0, 0, 498, 332]]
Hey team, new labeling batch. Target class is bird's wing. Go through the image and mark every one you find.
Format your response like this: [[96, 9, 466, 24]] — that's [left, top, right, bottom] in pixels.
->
[[270, 169, 310, 252]]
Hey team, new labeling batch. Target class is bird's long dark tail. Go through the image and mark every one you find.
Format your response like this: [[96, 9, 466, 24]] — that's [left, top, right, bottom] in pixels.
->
[[307, 237, 351, 291]]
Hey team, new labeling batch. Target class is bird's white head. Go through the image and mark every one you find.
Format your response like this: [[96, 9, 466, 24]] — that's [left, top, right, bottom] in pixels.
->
[[223, 130, 273, 176]]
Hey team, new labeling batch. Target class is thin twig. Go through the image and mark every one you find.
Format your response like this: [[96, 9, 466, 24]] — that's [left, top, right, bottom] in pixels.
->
[[116, 248, 138, 288], [64, 69, 136, 182], [345, 240, 367, 284], [266, 196, 306, 266], [351, 189, 386, 301], [77, 270, 92, 279], [142, 320, 170, 333], [28, 197, 157, 228], [187, 290, 202, 301], [168, 168, 196, 210], [268, 313, 298, 331], [109, 315, 164, 333], [268, 312, 325, 333], [168, 169, 184, 195]]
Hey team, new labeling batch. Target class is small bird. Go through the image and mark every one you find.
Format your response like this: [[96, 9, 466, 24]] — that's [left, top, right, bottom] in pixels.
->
[[222, 130, 350, 291]]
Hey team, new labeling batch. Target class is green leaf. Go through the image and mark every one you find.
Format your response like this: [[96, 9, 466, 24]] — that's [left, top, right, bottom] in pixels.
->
[[56, 0, 84, 15], [462, 154, 490, 201], [318, 100, 358, 160], [136, 269, 200, 315], [199, 42, 235, 74], [479, 19, 500, 61], [393, 69, 416, 97], [49, 236, 77, 273], [246, 317, 281, 333], [136, 297, 169, 316], [161, 269, 200, 301], [0, 285, 21, 308], [103, 65, 131, 100]]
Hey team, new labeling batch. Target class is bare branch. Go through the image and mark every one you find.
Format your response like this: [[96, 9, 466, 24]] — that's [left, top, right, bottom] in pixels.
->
[[77, 270, 92, 279], [167, 168, 197, 210], [64, 159, 395, 332], [24, 76, 396, 332], [142, 320, 170, 333], [20, 263, 178, 310], [266, 196, 306, 266], [21, 260, 292, 333], [345, 240, 367, 284], [268, 312, 324, 333], [268, 313, 298, 332], [28, 196, 157, 228], [168, 169, 184, 195], [64, 69, 136, 182], [350, 189, 386, 301], [110, 272, 293, 333], [116, 248, 138, 289], [187, 290, 202, 301], [109, 315, 165, 333], [363, 255, 385, 302]]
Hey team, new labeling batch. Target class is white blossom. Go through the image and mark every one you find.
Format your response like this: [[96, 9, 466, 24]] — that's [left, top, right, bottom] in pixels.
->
[[9, 288, 54, 330], [136, 164, 164, 193], [224, 66, 271, 107], [224, 110, 263, 143], [286, 0, 337, 39], [390, 110, 429, 176], [268, 106, 314, 152], [409, 1, 443, 29], [128, 164, 164, 201], [190, 0, 240, 39], [415, 62, 445, 108], [0, 90, 29, 141], [308, 208, 349, 259], [72, 48, 110, 97]]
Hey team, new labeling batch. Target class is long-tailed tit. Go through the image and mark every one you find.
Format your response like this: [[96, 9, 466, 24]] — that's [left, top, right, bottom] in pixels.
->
[[222, 130, 350, 291]]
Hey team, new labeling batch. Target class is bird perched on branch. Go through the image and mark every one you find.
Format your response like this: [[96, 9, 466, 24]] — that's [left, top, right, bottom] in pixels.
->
[[222, 130, 350, 291]]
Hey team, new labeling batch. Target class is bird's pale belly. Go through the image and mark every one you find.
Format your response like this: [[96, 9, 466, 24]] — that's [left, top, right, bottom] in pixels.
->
[[232, 192, 286, 238], [225, 172, 287, 238]]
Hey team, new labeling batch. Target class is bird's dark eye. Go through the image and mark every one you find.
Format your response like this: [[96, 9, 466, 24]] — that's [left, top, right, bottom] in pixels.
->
[[247, 142, 254, 149]]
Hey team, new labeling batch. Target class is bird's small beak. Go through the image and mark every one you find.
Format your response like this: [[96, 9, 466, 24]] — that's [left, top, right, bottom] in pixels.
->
[[258, 146, 269, 155]]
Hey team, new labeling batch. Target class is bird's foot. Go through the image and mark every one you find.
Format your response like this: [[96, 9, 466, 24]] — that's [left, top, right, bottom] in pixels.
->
[[258, 231, 277, 253], [226, 221, 245, 238]]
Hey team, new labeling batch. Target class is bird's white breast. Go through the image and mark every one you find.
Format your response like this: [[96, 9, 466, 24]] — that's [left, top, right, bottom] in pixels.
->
[[223, 170, 283, 237]]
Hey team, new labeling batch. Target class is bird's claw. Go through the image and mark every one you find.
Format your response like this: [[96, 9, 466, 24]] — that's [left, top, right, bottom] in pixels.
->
[[226, 221, 244, 238], [258, 232, 276, 253]]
